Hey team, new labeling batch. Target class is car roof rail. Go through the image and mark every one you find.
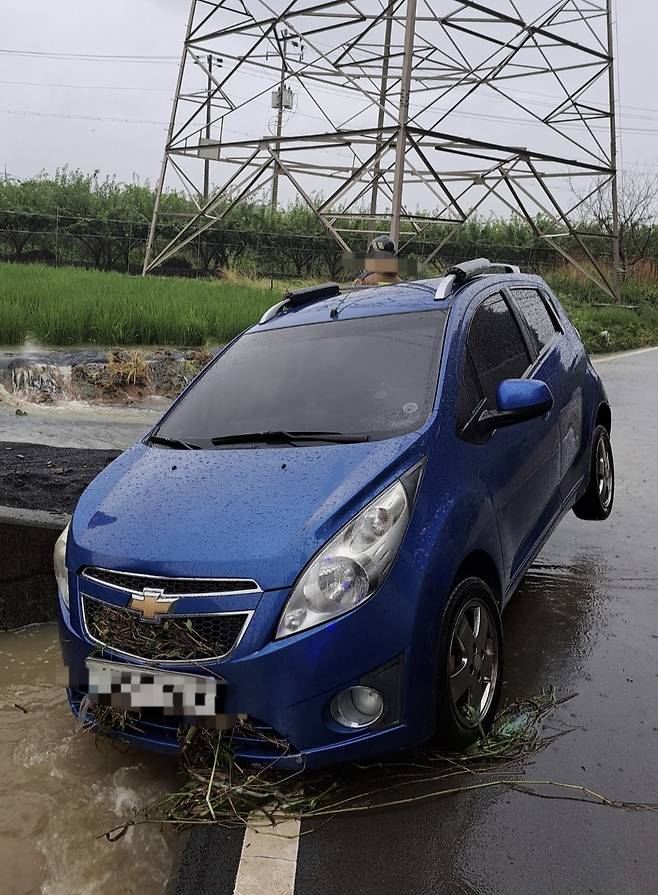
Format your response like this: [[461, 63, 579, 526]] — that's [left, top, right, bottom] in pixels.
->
[[434, 258, 521, 301], [259, 282, 341, 324]]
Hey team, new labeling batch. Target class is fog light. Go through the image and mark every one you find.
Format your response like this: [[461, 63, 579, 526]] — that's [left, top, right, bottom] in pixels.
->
[[330, 686, 384, 729]]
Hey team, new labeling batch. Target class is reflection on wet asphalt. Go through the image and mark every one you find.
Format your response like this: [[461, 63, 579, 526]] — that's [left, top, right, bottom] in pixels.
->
[[294, 351, 658, 895], [504, 559, 606, 690], [0, 625, 181, 895]]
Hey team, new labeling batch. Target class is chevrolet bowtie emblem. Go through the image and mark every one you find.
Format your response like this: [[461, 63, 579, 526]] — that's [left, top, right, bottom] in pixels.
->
[[128, 587, 176, 622]]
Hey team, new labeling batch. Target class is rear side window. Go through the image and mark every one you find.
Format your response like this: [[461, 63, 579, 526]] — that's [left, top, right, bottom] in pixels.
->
[[512, 288, 559, 353], [467, 293, 531, 407]]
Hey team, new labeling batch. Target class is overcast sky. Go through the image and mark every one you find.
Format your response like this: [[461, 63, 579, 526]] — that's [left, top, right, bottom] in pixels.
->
[[0, 0, 654, 194]]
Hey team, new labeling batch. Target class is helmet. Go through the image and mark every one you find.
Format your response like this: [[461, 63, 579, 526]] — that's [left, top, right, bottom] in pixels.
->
[[367, 234, 396, 256]]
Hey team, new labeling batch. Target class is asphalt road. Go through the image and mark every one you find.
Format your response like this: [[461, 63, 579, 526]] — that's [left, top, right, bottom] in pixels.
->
[[170, 346, 658, 895]]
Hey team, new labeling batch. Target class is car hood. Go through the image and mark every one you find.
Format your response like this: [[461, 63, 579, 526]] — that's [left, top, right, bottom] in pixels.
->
[[70, 435, 427, 590]]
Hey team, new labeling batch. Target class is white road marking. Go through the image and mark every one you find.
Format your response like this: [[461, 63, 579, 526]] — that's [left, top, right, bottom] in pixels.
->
[[233, 815, 301, 895], [593, 345, 658, 364]]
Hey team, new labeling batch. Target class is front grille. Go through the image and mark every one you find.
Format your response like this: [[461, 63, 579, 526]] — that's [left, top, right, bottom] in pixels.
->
[[81, 567, 259, 596], [82, 595, 249, 662]]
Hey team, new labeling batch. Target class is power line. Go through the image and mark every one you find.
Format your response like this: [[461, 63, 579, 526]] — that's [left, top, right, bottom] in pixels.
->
[[5, 44, 658, 124], [5, 77, 658, 137], [0, 108, 267, 143], [11, 106, 653, 141], [0, 48, 177, 63], [0, 108, 167, 126], [0, 77, 171, 93]]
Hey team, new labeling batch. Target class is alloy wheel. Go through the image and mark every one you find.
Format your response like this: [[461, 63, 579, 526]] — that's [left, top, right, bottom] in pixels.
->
[[448, 597, 499, 728], [596, 436, 613, 510]]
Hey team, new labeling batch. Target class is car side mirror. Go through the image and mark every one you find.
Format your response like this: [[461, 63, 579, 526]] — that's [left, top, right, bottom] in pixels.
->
[[477, 379, 553, 433]]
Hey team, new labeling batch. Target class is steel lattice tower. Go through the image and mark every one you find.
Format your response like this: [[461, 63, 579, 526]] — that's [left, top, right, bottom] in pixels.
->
[[143, 0, 620, 299]]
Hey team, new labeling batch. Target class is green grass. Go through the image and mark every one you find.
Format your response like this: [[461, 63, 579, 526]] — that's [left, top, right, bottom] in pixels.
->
[[2, 261, 658, 352], [544, 270, 658, 352], [0, 262, 276, 346], [562, 301, 658, 353]]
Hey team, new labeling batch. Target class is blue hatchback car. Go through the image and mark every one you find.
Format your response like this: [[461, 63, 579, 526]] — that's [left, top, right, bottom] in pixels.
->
[[55, 259, 614, 768]]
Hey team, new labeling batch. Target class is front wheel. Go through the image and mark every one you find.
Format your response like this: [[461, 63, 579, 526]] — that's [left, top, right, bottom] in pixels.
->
[[434, 577, 503, 751], [573, 425, 614, 520]]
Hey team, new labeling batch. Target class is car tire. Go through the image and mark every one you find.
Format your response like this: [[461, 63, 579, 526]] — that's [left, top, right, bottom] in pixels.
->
[[433, 577, 504, 751], [572, 425, 614, 521]]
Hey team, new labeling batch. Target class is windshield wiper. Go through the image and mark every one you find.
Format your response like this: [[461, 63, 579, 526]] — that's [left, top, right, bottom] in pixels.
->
[[210, 430, 369, 447], [147, 434, 202, 450]]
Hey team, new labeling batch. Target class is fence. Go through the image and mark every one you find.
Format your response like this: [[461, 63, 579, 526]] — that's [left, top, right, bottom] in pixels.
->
[[0, 207, 569, 282]]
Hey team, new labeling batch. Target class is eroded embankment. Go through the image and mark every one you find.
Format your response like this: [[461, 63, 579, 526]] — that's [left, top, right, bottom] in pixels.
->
[[0, 442, 118, 629], [0, 345, 213, 406]]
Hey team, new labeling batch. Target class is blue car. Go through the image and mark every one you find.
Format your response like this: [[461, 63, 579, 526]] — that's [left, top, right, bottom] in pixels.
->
[[54, 258, 614, 768]]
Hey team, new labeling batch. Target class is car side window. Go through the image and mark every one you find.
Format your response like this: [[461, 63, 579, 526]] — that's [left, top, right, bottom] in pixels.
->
[[467, 293, 532, 408], [511, 288, 560, 354]]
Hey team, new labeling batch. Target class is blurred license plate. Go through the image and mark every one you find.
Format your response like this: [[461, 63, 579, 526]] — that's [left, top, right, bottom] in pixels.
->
[[85, 658, 220, 717]]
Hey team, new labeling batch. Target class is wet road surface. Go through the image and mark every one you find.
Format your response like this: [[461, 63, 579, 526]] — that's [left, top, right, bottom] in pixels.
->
[[174, 348, 658, 895]]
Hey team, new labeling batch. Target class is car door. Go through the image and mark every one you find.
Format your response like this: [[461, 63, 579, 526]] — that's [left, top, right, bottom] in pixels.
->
[[504, 284, 570, 541], [541, 287, 590, 502], [507, 285, 588, 503], [456, 289, 562, 586]]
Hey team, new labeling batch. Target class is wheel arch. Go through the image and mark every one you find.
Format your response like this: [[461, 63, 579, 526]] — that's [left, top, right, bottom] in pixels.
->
[[451, 550, 502, 607], [595, 402, 611, 434]]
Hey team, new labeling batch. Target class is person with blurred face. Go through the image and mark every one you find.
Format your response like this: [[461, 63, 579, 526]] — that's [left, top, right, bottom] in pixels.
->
[[354, 234, 402, 286]]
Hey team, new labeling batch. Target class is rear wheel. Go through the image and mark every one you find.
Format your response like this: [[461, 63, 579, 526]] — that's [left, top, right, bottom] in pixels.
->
[[434, 577, 503, 751], [573, 425, 614, 520]]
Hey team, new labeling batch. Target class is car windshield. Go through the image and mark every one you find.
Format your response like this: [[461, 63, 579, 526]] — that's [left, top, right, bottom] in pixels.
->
[[154, 310, 447, 446]]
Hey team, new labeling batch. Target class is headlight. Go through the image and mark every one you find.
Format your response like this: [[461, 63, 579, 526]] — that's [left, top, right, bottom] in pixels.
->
[[275, 464, 422, 639], [54, 523, 70, 609]]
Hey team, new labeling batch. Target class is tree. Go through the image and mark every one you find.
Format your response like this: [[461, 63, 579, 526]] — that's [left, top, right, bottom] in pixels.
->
[[0, 176, 58, 260], [577, 168, 658, 280]]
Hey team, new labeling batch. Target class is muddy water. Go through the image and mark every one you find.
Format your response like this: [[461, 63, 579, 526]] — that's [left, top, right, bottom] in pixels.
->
[[0, 624, 181, 895], [0, 396, 162, 450]]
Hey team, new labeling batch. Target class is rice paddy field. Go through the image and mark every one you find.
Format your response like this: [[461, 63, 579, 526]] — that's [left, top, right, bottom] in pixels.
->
[[0, 262, 276, 346], [1, 260, 658, 352]]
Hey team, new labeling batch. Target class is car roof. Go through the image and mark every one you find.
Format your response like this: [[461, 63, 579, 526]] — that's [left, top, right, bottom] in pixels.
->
[[254, 271, 550, 332]]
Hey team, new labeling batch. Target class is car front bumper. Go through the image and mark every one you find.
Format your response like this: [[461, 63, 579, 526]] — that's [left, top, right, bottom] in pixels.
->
[[57, 557, 439, 770]]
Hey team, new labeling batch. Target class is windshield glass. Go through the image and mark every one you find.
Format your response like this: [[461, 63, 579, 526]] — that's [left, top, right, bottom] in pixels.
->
[[154, 310, 446, 446]]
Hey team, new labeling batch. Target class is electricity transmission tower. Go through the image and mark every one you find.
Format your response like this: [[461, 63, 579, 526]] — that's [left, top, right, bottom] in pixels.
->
[[195, 53, 224, 201], [268, 28, 303, 211], [143, 0, 621, 300]]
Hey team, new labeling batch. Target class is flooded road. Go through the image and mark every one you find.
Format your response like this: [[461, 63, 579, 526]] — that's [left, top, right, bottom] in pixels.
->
[[0, 624, 181, 895], [0, 395, 161, 450]]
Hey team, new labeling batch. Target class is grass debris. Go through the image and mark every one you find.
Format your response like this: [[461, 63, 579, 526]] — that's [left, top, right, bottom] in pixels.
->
[[84, 598, 220, 661], [106, 349, 152, 388], [97, 688, 657, 841]]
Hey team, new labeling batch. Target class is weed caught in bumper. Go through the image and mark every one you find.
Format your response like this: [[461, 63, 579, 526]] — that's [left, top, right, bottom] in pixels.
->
[[93, 688, 656, 843]]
